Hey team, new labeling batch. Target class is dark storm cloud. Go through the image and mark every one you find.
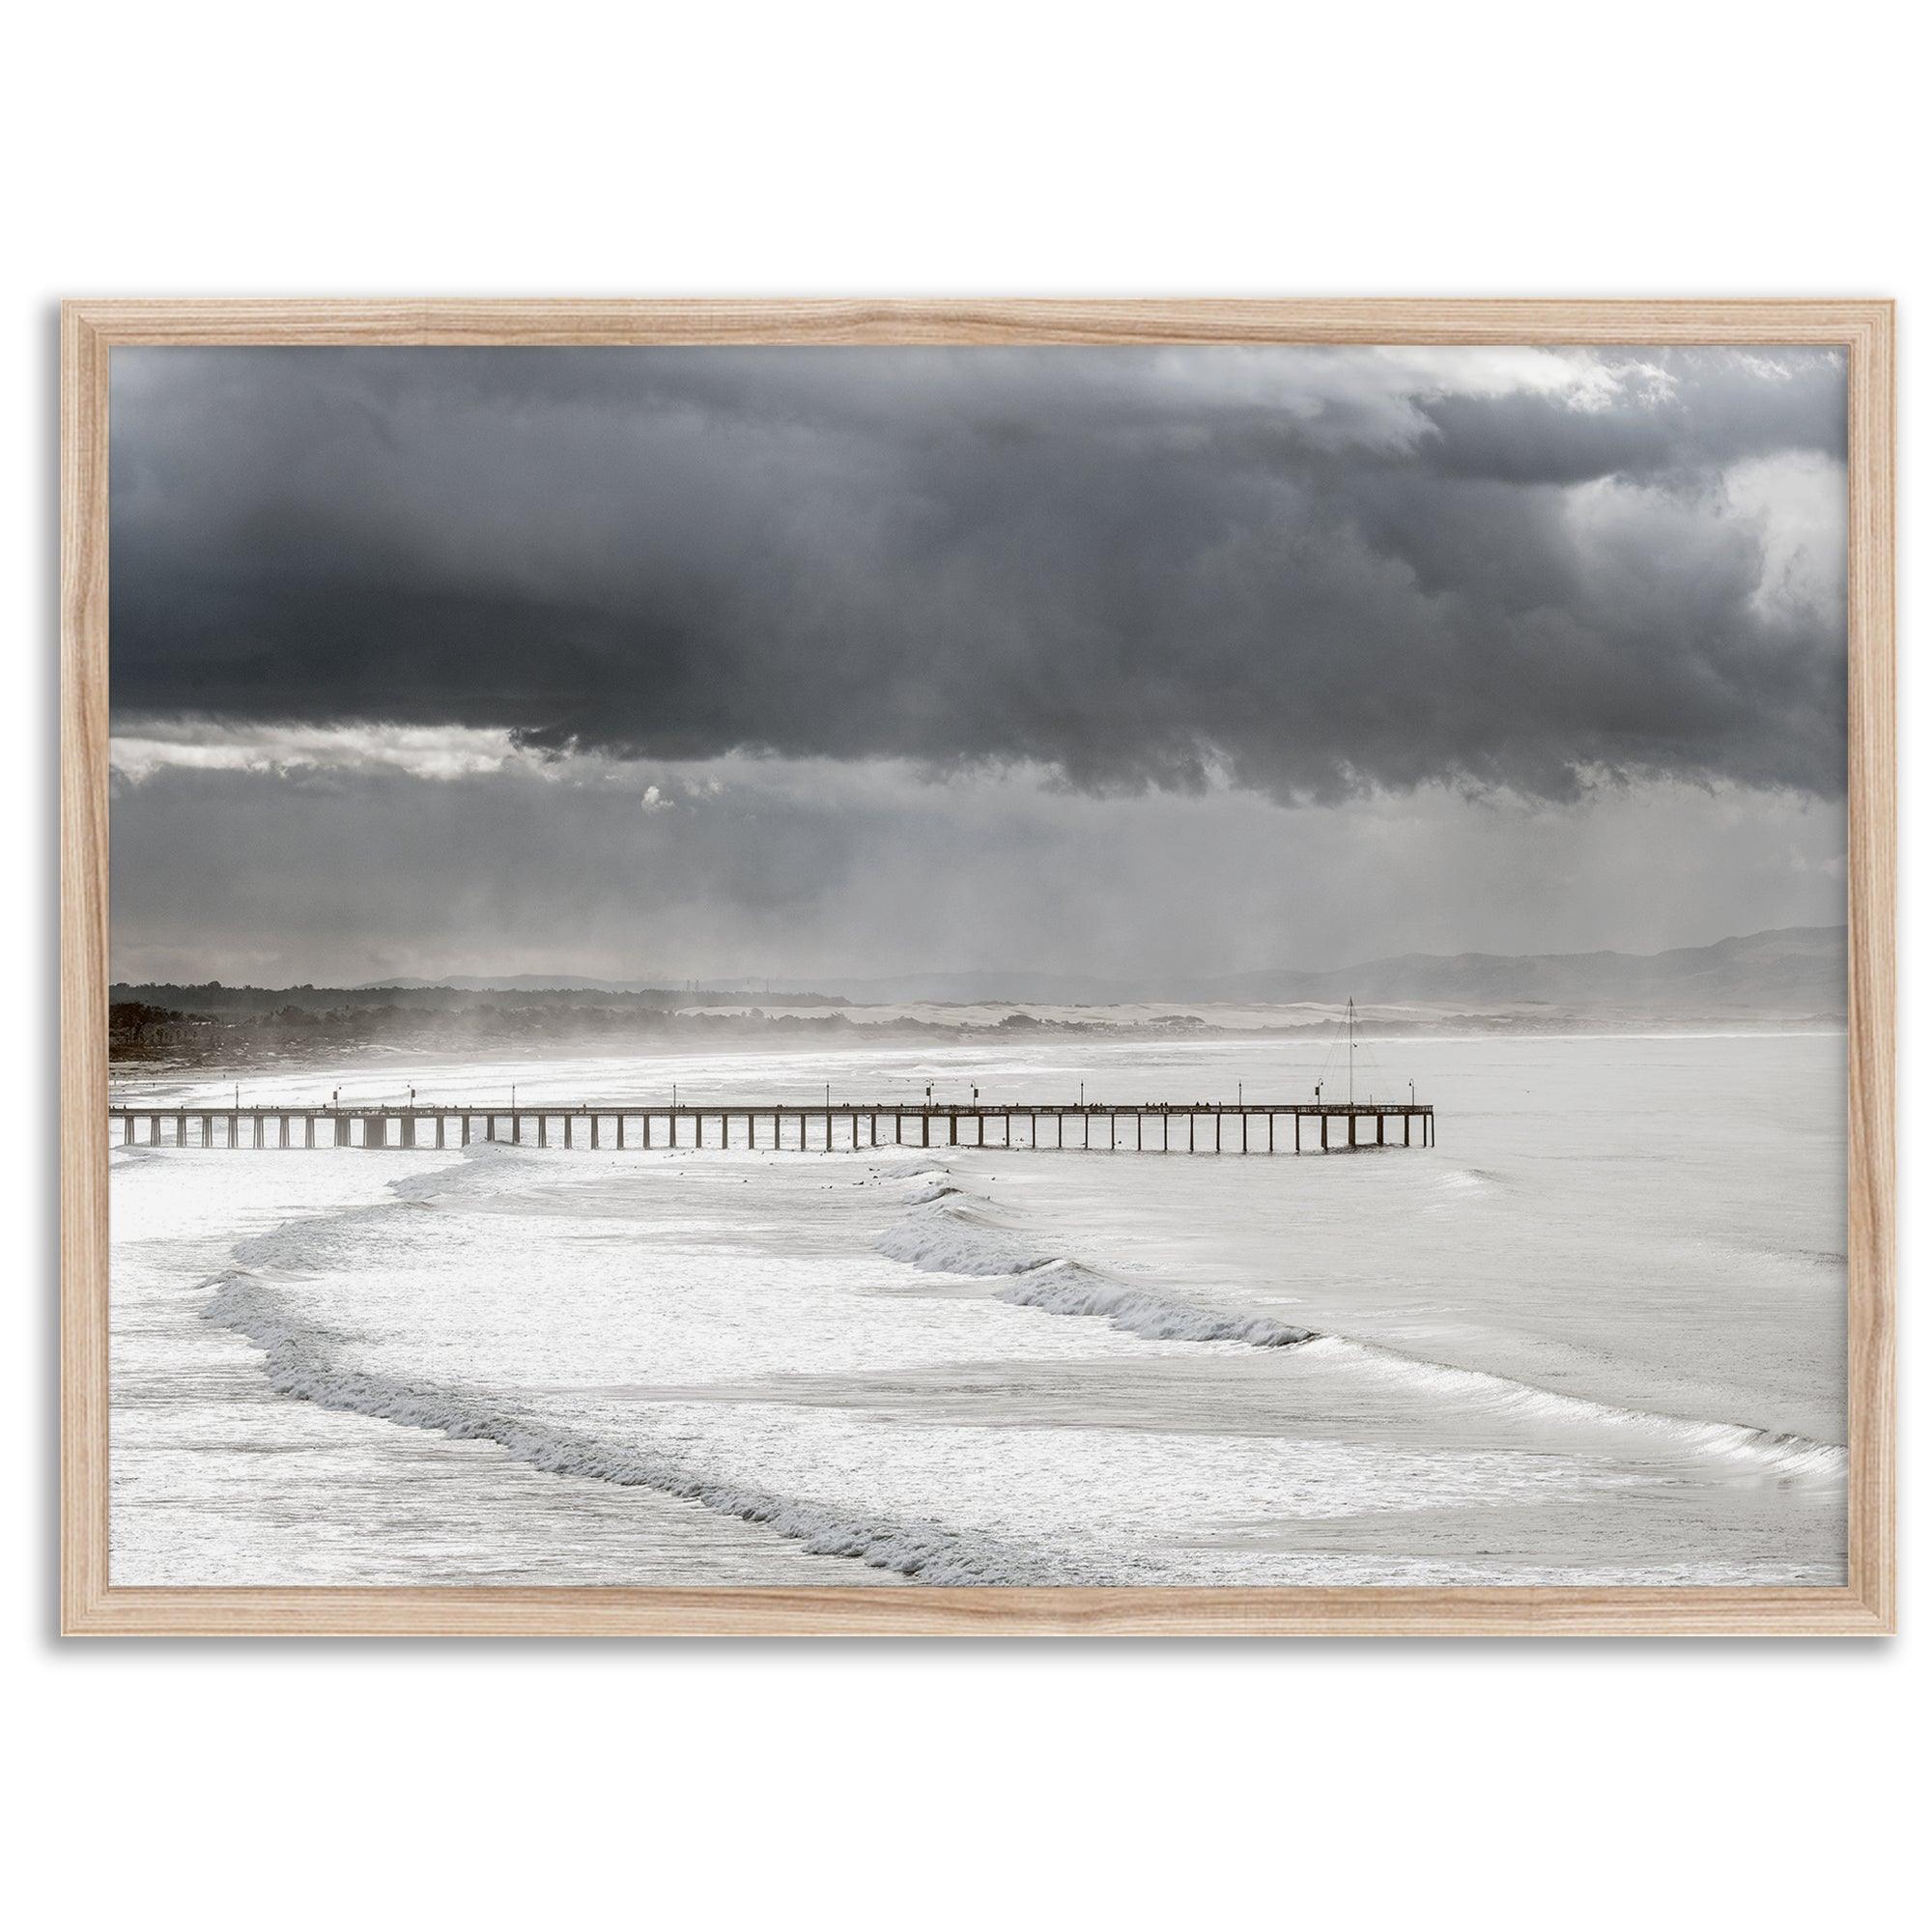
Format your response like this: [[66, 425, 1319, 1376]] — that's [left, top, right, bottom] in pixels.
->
[[110, 345, 1848, 803]]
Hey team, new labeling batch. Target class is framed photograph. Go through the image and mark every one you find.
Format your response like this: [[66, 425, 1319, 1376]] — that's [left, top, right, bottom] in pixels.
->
[[61, 298, 1893, 1635]]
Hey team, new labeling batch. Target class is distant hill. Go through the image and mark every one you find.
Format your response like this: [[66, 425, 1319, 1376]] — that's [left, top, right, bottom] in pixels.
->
[[818, 927, 1847, 1016], [154, 927, 1842, 1021], [827, 970, 1144, 1005], [355, 974, 670, 993], [111, 980, 682, 1014], [1184, 925, 1847, 1012], [353, 974, 846, 1003]]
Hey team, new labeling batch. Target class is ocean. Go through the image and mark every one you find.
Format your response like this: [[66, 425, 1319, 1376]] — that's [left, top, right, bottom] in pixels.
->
[[107, 1029, 1848, 1587]]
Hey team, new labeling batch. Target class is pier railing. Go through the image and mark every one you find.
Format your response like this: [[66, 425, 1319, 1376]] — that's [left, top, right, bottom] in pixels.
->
[[106, 1100, 1435, 1153]]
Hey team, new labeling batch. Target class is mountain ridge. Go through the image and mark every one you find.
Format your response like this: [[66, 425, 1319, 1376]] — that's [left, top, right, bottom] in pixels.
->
[[335, 926, 1845, 1015]]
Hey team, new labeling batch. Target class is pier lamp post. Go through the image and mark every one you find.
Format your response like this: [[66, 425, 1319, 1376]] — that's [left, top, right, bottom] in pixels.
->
[[1080, 1080, 1085, 1108], [1238, 1081, 1243, 1108]]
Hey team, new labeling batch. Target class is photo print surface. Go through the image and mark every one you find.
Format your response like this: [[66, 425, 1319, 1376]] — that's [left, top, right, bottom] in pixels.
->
[[106, 343, 1850, 1588]]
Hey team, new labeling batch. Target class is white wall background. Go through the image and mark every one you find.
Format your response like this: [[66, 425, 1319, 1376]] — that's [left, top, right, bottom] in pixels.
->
[[5, 5, 1920, 1924]]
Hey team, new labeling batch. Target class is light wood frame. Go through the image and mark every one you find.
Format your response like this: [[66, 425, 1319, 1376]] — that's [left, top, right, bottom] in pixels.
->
[[61, 298, 1895, 1636]]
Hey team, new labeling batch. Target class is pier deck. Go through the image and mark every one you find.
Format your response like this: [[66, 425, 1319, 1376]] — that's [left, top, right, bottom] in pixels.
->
[[107, 1100, 1435, 1153]]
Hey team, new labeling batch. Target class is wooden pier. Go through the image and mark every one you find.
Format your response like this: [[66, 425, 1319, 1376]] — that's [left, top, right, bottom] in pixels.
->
[[106, 1100, 1435, 1153]]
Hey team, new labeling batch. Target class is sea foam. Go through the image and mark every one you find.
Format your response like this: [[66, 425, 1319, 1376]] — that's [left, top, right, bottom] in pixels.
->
[[876, 1186, 1315, 1347], [204, 1264, 1091, 1586]]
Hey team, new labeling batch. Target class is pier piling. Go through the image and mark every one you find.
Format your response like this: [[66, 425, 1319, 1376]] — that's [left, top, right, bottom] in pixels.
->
[[110, 1098, 1435, 1158]]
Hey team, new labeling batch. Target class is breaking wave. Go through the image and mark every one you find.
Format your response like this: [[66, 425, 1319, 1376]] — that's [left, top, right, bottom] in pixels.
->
[[205, 1269, 1086, 1586], [876, 1198, 1043, 1278], [193, 1135, 1844, 1596], [898, 1173, 964, 1208], [997, 1263, 1316, 1348], [202, 1149, 1094, 1586], [1296, 1335, 1848, 1479], [876, 1165, 1844, 1476], [877, 1189, 1315, 1348]]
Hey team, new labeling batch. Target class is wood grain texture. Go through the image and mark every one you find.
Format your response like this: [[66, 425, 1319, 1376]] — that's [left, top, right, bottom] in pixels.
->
[[1842, 302, 1896, 1632], [57, 1584, 1890, 1638], [61, 304, 111, 1636], [59, 298, 1896, 1637], [63, 296, 1892, 348]]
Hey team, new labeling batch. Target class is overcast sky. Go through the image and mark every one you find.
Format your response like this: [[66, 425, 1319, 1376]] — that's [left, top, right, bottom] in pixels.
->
[[108, 344, 1847, 986]]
